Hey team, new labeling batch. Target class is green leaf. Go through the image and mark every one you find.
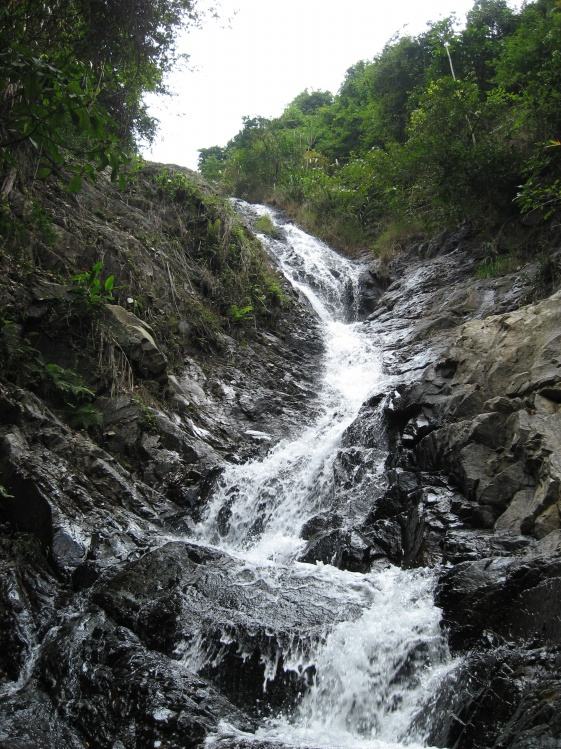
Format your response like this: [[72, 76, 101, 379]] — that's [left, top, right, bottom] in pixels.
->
[[67, 173, 83, 193], [104, 275, 115, 293]]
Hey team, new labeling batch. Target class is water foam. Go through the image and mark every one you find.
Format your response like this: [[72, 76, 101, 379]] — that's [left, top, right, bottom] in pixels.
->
[[196, 204, 452, 748]]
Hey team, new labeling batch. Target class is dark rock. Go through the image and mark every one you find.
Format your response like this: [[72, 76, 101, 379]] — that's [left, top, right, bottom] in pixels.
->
[[92, 541, 366, 713], [50, 527, 86, 574], [361, 518, 403, 562], [150, 411, 201, 462], [103, 304, 168, 379], [436, 555, 561, 651], [356, 266, 387, 318], [401, 413, 435, 447], [421, 647, 561, 749], [441, 529, 535, 565], [38, 609, 254, 749], [0, 534, 58, 689], [98, 396, 143, 455], [298, 528, 376, 571], [300, 512, 343, 540], [0, 689, 83, 749]]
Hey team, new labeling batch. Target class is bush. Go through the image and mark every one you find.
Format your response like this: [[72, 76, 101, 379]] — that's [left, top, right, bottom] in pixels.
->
[[254, 214, 282, 238], [71, 262, 116, 307]]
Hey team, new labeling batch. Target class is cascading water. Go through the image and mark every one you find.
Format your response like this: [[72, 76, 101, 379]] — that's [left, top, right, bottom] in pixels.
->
[[195, 204, 453, 748], [198, 206, 384, 563]]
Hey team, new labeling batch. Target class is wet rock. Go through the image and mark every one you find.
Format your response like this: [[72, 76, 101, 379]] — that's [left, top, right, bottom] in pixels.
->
[[93, 541, 366, 713], [206, 734, 325, 749], [103, 304, 168, 379], [0, 534, 58, 689], [50, 527, 86, 573], [360, 468, 438, 566], [441, 528, 535, 565], [38, 609, 253, 749], [401, 413, 435, 447], [356, 266, 387, 318], [300, 512, 343, 540], [0, 383, 181, 572], [0, 176, 331, 746], [150, 411, 201, 462], [0, 430, 54, 545], [98, 396, 143, 455], [0, 689, 83, 749], [436, 555, 561, 651], [298, 528, 375, 571], [423, 647, 561, 749]]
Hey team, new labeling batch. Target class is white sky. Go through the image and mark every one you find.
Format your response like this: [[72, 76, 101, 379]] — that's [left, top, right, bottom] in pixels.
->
[[143, 0, 481, 170]]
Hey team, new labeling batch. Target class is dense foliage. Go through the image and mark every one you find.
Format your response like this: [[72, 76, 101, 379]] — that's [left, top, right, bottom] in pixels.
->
[[0, 0, 200, 190], [200, 0, 561, 251]]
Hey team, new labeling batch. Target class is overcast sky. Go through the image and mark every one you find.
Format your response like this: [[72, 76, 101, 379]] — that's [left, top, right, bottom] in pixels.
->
[[143, 0, 483, 170]]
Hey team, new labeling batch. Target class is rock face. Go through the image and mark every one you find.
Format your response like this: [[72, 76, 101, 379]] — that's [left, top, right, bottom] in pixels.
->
[[0, 171, 326, 747], [1, 173, 561, 749], [350, 234, 561, 748], [1, 609, 253, 749], [103, 304, 168, 378], [391, 290, 561, 540], [92, 541, 366, 715]]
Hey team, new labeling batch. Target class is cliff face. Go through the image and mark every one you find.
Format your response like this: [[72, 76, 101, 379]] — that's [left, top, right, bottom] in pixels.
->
[[353, 230, 561, 748], [0, 173, 560, 749], [0, 168, 325, 746]]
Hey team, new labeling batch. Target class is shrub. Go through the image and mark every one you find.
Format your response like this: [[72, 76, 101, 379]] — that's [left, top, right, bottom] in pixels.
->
[[254, 214, 282, 238], [71, 262, 116, 307], [229, 304, 254, 323]]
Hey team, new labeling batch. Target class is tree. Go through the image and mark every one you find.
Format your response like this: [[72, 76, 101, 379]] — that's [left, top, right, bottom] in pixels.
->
[[0, 0, 202, 190], [198, 146, 228, 182]]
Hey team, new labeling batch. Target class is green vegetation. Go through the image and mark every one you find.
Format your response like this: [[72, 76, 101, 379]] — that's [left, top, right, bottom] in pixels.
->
[[0, 1, 294, 441], [200, 0, 561, 252], [0, 0, 202, 190], [43, 362, 102, 429], [133, 395, 159, 432], [254, 214, 282, 239], [0, 315, 42, 385], [140, 166, 288, 343], [229, 304, 254, 323], [372, 220, 425, 262], [475, 253, 520, 278], [71, 262, 116, 307], [0, 314, 102, 430], [43, 362, 95, 401]]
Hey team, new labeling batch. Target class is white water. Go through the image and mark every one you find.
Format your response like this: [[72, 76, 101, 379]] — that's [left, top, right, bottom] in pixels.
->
[[199, 207, 384, 563], [197, 204, 451, 749]]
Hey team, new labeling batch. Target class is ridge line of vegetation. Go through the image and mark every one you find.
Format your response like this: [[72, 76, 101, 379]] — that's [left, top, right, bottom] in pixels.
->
[[199, 0, 561, 257]]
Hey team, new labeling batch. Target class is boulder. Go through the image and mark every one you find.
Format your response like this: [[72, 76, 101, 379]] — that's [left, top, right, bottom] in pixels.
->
[[421, 647, 561, 749], [298, 528, 375, 571], [103, 304, 167, 378], [37, 609, 253, 749], [92, 541, 368, 713], [436, 555, 561, 651]]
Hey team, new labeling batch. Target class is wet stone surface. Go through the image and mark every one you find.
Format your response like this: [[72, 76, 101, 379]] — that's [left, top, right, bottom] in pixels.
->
[[1, 202, 561, 748]]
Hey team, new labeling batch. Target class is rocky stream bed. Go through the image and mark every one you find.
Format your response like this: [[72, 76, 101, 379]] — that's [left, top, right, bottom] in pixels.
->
[[1, 195, 560, 749]]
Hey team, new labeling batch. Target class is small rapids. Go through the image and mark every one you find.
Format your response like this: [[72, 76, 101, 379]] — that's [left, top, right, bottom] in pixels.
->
[[195, 204, 452, 748]]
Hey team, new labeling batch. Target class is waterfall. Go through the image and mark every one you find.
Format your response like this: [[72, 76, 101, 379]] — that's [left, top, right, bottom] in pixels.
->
[[195, 204, 453, 749]]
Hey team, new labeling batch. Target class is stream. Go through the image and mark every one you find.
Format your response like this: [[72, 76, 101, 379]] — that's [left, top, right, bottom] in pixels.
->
[[193, 204, 453, 748]]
